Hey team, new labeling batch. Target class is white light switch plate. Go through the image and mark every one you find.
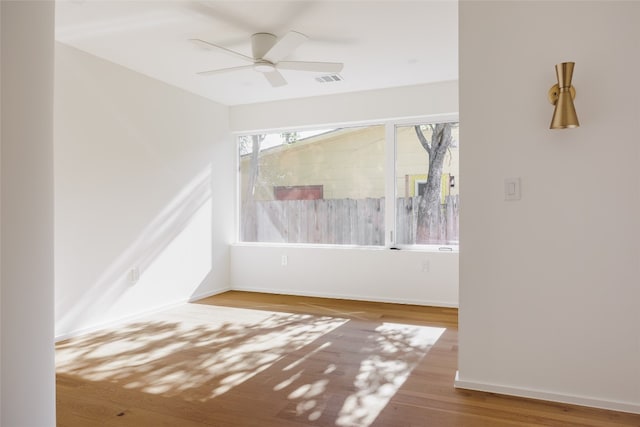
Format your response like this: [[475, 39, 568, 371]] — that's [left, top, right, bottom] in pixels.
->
[[504, 177, 521, 201]]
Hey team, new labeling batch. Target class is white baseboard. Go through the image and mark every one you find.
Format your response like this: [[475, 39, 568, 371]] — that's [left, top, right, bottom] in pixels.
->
[[454, 371, 640, 415], [232, 286, 458, 308], [55, 287, 231, 342], [189, 286, 231, 302]]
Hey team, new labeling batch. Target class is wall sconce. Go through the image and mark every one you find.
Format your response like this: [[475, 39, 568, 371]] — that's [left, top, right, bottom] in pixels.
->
[[548, 62, 579, 129]]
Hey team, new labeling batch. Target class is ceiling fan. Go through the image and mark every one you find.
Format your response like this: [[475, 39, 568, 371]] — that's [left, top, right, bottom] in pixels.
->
[[190, 31, 344, 87]]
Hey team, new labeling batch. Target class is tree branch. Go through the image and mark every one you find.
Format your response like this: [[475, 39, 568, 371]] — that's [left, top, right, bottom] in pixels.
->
[[414, 125, 431, 156]]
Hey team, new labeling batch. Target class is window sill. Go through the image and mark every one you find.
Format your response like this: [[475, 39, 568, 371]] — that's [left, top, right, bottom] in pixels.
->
[[231, 242, 459, 254]]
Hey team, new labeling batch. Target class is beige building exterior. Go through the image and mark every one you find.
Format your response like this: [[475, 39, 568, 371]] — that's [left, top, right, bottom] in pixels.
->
[[240, 124, 459, 203]]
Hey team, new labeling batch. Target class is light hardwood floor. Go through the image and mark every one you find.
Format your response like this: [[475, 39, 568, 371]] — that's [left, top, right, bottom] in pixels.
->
[[56, 291, 640, 426]]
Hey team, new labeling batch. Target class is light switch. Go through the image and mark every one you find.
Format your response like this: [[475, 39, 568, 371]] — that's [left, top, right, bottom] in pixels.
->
[[504, 178, 521, 201]]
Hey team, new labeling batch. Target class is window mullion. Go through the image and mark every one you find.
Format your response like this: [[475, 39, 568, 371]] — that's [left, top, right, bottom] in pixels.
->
[[384, 122, 396, 248]]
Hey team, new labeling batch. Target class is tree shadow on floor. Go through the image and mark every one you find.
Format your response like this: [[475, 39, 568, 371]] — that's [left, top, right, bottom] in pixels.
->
[[56, 303, 445, 426]]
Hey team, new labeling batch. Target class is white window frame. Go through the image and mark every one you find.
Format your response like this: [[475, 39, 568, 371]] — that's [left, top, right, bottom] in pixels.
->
[[235, 113, 459, 252]]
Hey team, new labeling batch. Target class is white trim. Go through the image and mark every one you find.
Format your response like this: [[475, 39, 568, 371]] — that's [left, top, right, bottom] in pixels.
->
[[390, 113, 459, 127], [231, 286, 459, 309], [231, 241, 459, 253], [234, 133, 241, 243], [54, 287, 231, 342], [231, 112, 459, 137], [385, 122, 396, 247], [232, 113, 460, 146], [188, 288, 230, 303], [454, 372, 640, 415]]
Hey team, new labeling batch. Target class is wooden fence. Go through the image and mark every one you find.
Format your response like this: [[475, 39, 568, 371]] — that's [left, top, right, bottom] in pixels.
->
[[243, 195, 459, 245], [396, 195, 459, 245]]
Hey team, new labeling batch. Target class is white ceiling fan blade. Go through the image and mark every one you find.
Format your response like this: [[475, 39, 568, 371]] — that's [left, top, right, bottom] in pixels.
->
[[277, 61, 344, 73], [197, 65, 254, 76], [263, 31, 308, 63], [189, 38, 254, 63], [263, 70, 287, 87]]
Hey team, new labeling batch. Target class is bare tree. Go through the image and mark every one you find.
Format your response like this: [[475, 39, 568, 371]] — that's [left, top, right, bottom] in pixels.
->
[[281, 131, 299, 145], [414, 123, 455, 243], [241, 134, 265, 241]]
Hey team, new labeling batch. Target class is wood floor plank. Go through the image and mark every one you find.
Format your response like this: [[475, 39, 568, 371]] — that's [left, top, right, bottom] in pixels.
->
[[56, 291, 640, 426]]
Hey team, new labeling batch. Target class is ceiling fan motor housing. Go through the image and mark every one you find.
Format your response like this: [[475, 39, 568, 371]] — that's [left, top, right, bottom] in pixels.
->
[[251, 33, 277, 59]]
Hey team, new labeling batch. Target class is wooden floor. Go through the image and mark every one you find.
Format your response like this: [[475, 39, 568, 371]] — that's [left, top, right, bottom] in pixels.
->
[[56, 291, 640, 427]]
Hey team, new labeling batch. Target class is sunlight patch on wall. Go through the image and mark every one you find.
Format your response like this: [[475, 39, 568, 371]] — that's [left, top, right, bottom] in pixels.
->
[[56, 167, 213, 338], [110, 197, 213, 314]]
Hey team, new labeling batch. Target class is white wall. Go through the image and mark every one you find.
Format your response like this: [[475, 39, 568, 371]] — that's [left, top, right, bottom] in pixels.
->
[[232, 245, 458, 307], [458, 1, 640, 413], [54, 43, 234, 340], [230, 81, 458, 132], [229, 82, 459, 307], [1, 3, 3, 418], [1, 2, 56, 425]]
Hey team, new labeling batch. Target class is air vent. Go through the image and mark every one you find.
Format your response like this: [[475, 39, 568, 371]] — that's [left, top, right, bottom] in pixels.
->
[[315, 74, 343, 83]]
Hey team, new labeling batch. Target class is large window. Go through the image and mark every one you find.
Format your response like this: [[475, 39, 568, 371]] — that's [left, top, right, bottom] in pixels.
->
[[238, 119, 459, 247], [239, 126, 386, 245]]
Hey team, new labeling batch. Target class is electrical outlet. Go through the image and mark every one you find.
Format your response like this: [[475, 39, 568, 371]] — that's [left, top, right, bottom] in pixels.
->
[[128, 267, 140, 284], [505, 177, 521, 201], [421, 259, 430, 273], [281, 255, 288, 267]]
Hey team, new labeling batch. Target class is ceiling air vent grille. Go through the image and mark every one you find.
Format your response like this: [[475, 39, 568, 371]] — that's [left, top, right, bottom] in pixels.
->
[[315, 74, 343, 83]]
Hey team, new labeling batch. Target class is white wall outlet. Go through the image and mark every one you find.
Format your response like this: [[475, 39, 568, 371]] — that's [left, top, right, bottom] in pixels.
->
[[421, 259, 430, 272], [128, 267, 140, 284], [504, 177, 521, 201], [281, 255, 288, 267]]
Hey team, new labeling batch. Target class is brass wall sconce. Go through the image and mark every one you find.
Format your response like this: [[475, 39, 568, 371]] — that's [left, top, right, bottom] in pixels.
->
[[549, 62, 579, 129]]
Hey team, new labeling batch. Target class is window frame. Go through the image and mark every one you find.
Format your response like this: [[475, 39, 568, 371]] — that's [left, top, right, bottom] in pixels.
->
[[234, 114, 459, 252], [390, 116, 459, 251]]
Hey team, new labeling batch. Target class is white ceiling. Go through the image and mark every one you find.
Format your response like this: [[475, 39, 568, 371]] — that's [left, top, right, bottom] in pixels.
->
[[55, 1, 458, 106]]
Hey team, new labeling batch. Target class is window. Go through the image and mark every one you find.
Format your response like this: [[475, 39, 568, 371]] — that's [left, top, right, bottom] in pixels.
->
[[238, 119, 459, 247], [395, 122, 459, 246], [239, 126, 386, 245]]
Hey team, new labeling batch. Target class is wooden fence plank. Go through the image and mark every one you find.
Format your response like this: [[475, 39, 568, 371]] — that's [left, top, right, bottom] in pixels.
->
[[247, 196, 458, 245]]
